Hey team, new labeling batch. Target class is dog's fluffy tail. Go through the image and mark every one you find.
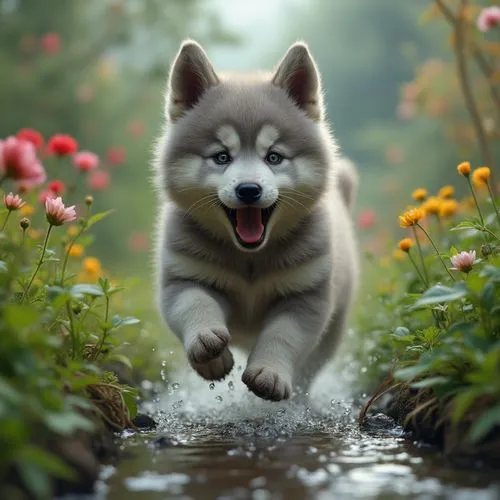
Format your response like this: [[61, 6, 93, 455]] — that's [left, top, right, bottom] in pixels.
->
[[336, 157, 358, 213]]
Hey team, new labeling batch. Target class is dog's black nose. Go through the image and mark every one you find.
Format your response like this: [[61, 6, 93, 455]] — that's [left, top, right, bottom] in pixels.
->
[[235, 183, 262, 204]]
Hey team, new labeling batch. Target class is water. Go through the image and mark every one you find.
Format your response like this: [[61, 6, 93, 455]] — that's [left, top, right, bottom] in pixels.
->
[[91, 351, 500, 500]]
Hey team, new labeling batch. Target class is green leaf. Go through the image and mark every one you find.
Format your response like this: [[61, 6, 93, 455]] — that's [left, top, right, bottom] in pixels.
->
[[452, 389, 484, 423], [412, 283, 469, 309], [18, 445, 75, 480], [469, 404, 500, 443], [410, 376, 449, 389], [122, 390, 138, 419], [43, 411, 95, 435], [0, 260, 7, 273], [111, 315, 140, 329], [106, 353, 133, 370], [107, 286, 125, 296], [394, 363, 430, 380], [4, 305, 40, 329], [70, 284, 104, 297], [449, 218, 483, 232], [481, 282, 495, 312], [17, 461, 50, 499], [86, 209, 115, 230]]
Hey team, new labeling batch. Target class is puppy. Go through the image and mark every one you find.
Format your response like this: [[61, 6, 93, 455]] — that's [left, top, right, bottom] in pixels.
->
[[154, 40, 358, 401]]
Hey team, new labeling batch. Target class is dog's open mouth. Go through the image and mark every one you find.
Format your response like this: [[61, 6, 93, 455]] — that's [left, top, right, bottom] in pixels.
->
[[223, 204, 276, 249]]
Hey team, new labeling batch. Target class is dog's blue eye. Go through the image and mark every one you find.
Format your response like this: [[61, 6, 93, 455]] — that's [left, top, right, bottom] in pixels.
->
[[213, 151, 232, 165], [265, 151, 283, 166]]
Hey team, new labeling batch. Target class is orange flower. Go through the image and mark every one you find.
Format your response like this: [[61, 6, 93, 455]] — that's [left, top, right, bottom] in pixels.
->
[[398, 238, 414, 252], [472, 166, 491, 189], [439, 199, 459, 218], [67, 243, 84, 258], [20, 204, 34, 217], [412, 188, 428, 201], [438, 185, 455, 199], [457, 161, 471, 176], [399, 207, 425, 228], [422, 196, 441, 216], [393, 249, 406, 261]]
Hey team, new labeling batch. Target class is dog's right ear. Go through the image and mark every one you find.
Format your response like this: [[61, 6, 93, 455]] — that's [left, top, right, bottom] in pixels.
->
[[166, 40, 219, 122]]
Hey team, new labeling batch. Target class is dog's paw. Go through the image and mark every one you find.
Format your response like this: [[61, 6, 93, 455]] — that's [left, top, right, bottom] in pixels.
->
[[192, 348, 234, 381], [187, 327, 230, 364], [242, 366, 291, 402]]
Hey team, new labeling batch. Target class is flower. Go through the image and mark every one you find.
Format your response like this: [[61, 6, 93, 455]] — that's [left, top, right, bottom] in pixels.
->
[[20, 204, 35, 216], [393, 249, 406, 261], [4, 192, 25, 211], [358, 209, 376, 229], [422, 196, 442, 216], [0, 136, 46, 186], [107, 147, 125, 166], [88, 170, 110, 190], [73, 151, 99, 172], [472, 167, 491, 188], [399, 207, 425, 228], [450, 250, 477, 273], [438, 185, 455, 199], [45, 197, 76, 226], [20, 218, 30, 230], [67, 225, 80, 237], [67, 243, 84, 258], [439, 199, 459, 218], [82, 257, 103, 278], [38, 190, 56, 204], [47, 134, 78, 156], [48, 179, 65, 194], [477, 6, 500, 32], [41, 32, 61, 54], [16, 128, 44, 150], [412, 188, 428, 201], [457, 161, 471, 176], [398, 238, 413, 252]]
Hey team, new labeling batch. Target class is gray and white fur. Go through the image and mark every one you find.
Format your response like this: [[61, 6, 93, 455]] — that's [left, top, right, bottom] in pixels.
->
[[154, 40, 359, 401]]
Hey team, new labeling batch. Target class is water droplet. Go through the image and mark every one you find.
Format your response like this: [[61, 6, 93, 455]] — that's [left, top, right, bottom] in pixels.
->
[[172, 382, 180, 390], [209, 382, 215, 390], [216, 395, 223, 403], [228, 381, 234, 391], [161, 360, 167, 367], [361, 366, 368, 373]]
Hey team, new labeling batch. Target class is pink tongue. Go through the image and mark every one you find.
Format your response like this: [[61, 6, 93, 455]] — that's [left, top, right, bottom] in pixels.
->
[[236, 207, 264, 244]]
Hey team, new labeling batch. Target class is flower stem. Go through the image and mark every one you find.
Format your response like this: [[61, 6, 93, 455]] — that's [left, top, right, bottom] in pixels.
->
[[486, 181, 500, 227], [66, 301, 77, 359], [417, 223, 456, 281], [407, 250, 428, 288], [23, 224, 53, 301], [94, 294, 110, 359], [412, 226, 429, 284], [60, 226, 85, 285], [467, 177, 485, 226], [1, 211, 11, 232]]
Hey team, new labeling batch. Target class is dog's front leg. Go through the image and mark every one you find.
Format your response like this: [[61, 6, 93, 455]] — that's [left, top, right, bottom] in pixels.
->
[[161, 281, 233, 380], [242, 285, 332, 401]]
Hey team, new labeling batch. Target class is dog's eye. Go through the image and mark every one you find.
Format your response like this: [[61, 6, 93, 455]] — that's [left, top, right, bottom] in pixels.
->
[[265, 151, 283, 166], [213, 151, 232, 165]]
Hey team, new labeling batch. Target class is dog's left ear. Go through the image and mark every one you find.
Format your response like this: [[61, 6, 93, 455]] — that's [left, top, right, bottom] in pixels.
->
[[272, 42, 324, 122]]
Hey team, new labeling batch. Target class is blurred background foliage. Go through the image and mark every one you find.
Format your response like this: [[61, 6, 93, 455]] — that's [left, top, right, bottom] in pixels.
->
[[0, 0, 497, 288]]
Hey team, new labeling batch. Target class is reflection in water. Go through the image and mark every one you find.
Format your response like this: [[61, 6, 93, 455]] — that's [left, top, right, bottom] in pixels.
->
[[94, 349, 500, 500]]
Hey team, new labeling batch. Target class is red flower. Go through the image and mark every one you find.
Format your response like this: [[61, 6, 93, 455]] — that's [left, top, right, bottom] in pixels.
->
[[0, 136, 46, 186], [16, 128, 44, 150], [107, 147, 125, 166], [128, 232, 149, 252], [358, 209, 376, 230], [41, 32, 61, 54], [73, 151, 99, 172], [48, 179, 65, 195], [88, 170, 110, 190], [47, 134, 78, 156]]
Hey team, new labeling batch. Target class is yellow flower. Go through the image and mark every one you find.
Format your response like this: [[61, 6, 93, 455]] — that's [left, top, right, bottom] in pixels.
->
[[399, 207, 425, 228], [439, 199, 459, 218], [83, 257, 102, 276], [393, 249, 406, 261], [422, 196, 442, 216], [457, 161, 471, 176], [67, 243, 84, 258], [438, 185, 455, 199], [20, 204, 35, 216], [398, 238, 413, 252], [472, 167, 491, 189], [67, 225, 80, 237], [412, 188, 428, 201], [28, 228, 43, 240]]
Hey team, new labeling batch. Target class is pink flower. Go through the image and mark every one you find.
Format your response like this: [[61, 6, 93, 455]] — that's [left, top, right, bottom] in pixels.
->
[[477, 7, 500, 32], [88, 170, 110, 190], [107, 147, 125, 166], [45, 197, 76, 226], [47, 134, 78, 156], [450, 250, 477, 273], [48, 179, 65, 195], [16, 128, 44, 150], [73, 151, 99, 172], [38, 190, 56, 204], [358, 209, 376, 229], [4, 192, 25, 211], [0, 136, 46, 186], [41, 32, 61, 54]]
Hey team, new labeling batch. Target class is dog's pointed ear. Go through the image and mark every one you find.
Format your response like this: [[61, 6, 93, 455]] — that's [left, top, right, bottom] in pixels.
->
[[272, 42, 324, 121], [166, 40, 220, 122]]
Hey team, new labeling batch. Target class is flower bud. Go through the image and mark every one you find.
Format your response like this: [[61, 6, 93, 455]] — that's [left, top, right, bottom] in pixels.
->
[[20, 217, 30, 230]]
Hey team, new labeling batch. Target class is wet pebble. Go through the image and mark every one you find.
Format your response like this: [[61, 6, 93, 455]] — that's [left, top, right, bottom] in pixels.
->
[[133, 414, 157, 430]]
